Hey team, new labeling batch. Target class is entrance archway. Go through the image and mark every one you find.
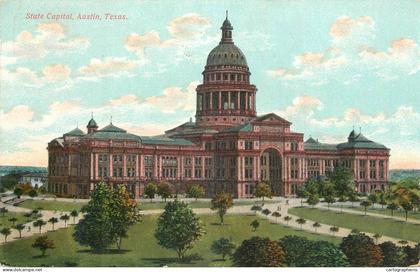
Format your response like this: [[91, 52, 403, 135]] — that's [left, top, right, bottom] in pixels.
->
[[260, 148, 282, 195]]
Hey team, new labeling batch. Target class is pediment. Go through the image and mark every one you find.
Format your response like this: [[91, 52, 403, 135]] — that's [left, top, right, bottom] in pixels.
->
[[254, 113, 292, 125]]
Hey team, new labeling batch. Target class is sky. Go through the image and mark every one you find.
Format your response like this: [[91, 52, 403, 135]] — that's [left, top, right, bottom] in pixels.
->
[[0, 0, 419, 169]]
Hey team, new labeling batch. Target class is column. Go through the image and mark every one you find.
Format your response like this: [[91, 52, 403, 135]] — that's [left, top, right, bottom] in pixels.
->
[[192, 156, 195, 178], [242, 157, 246, 181], [256, 155, 260, 180], [366, 158, 370, 181], [95, 154, 99, 179], [298, 158, 302, 180], [90, 153, 94, 179], [180, 156, 184, 179], [218, 91, 222, 111], [253, 156, 257, 180], [135, 155, 139, 177], [228, 92, 231, 110], [209, 92, 213, 111], [202, 157, 205, 179], [153, 155, 158, 179], [375, 160, 379, 181], [237, 91, 240, 112], [237, 156, 241, 180], [123, 154, 127, 177], [245, 92, 248, 111], [140, 155, 144, 177], [109, 154, 113, 178]]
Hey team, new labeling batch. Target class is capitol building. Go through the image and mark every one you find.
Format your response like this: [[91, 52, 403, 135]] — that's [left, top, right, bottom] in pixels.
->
[[47, 15, 390, 198]]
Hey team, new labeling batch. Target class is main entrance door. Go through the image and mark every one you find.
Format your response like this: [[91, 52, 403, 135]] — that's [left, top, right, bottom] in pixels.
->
[[260, 148, 282, 195]]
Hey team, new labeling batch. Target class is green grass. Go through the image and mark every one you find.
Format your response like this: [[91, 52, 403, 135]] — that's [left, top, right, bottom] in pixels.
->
[[0, 214, 339, 267], [333, 205, 420, 220], [17, 199, 277, 212], [289, 207, 420, 242], [18, 200, 86, 212], [0, 212, 32, 228]]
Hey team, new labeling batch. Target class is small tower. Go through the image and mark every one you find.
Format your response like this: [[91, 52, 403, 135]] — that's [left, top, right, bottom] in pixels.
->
[[87, 113, 98, 134]]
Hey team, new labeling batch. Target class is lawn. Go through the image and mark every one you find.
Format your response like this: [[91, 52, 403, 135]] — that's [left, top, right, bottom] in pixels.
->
[[332, 205, 420, 221], [289, 207, 420, 243], [0, 214, 340, 267], [0, 212, 32, 228], [18, 200, 86, 212], [17, 199, 277, 212]]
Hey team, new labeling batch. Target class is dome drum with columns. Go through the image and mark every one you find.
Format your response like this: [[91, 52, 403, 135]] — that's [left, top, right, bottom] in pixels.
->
[[195, 13, 257, 128]]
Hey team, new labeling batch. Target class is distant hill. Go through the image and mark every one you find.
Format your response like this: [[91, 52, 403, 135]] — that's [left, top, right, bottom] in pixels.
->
[[389, 169, 420, 181], [0, 165, 47, 176]]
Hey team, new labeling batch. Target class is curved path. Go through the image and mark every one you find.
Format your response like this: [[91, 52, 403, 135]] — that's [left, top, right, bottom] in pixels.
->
[[0, 198, 418, 247]]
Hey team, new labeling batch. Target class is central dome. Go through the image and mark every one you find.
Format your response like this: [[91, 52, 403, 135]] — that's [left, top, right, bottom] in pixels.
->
[[206, 43, 248, 67], [205, 14, 248, 68]]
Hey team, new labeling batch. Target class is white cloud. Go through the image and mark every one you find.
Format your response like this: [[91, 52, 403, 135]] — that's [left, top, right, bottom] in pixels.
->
[[1, 22, 89, 61], [141, 81, 198, 113], [42, 64, 71, 81], [78, 57, 142, 79], [125, 13, 215, 64], [276, 95, 323, 119], [0, 105, 34, 130], [268, 15, 418, 83]]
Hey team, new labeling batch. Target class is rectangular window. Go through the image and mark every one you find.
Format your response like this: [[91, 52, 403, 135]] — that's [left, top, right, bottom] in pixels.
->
[[245, 141, 253, 150]]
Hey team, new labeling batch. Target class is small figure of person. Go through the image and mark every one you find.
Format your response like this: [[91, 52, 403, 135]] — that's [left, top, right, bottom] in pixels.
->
[[27, 226, 31, 232], [286, 199, 289, 206], [277, 205, 281, 211]]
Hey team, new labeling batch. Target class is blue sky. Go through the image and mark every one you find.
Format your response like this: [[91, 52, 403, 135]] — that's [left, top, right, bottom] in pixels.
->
[[0, 0, 419, 168]]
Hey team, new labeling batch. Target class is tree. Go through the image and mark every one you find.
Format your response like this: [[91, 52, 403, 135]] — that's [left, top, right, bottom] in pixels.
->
[[403, 244, 420, 266], [360, 200, 372, 215], [279, 235, 349, 267], [211, 192, 233, 225], [0, 207, 8, 217], [400, 201, 413, 221], [296, 218, 306, 229], [28, 189, 38, 198], [32, 236, 55, 257], [313, 222, 321, 233], [73, 182, 114, 252], [377, 192, 387, 209], [250, 219, 260, 231], [73, 182, 141, 252], [60, 214, 70, 227], [379, 241, 406, 267], [283, 216, 292, 225], [250, 205, 262, 214], [157, 182, 173, 202], [14, 223, 25, 238], [108, 184, 141, 250], [8, 217, 17, 226], [340, 233, 383, 266], [48, 217, 59, 231], [70, 210, 79, 224], [386, 203, 399, 217], [144, 183, 157, 202], [307, 194, 319, 207], [262, 208, 271, 218], [368, 193, 378, 207], [211, 237, 235, 261], [329, 166, 354, 202], [186, 185, 205, 201], [14, 187, 23, 198], [324, 195, 335, 210], [347, 191, 359, 207], [232, 236, 285, 267], [33, 219, 46, 233], [154, 200, 204, 259], [303, 240, 349, 267], [278, 235, 312, 266], [373, 233, 382, 244], [0, 227, 11, 243], [330, 226, 339, 236], [271, 211, 281, 223], [254, 182, 271, 202]]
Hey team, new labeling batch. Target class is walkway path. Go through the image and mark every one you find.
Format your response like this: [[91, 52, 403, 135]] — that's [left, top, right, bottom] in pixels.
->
[[0, 198, 418, 247], [316, 203, 420, 225], [255, 199, 418, 247]]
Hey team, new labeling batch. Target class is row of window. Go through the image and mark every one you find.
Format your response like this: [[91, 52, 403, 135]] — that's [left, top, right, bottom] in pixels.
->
[[203, 73, 249, 83]]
